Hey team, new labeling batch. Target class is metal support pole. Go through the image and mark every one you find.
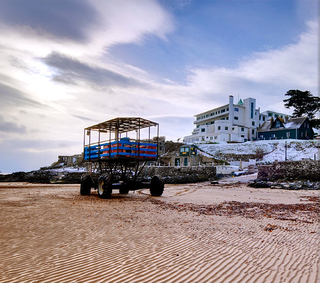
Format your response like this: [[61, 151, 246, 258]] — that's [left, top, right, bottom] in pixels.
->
[[98, 130, 101, 160], [88, 130, 91, 161], [157, 124, 159, 159], [109, 130, 111, 158], [83, 129, 86, 159], [285, 141, 287, 161]]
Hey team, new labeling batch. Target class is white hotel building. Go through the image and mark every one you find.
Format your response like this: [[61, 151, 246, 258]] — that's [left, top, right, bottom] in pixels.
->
[[183, 96, 288, 143]]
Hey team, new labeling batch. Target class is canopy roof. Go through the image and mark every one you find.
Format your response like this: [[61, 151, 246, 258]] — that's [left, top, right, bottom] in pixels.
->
[[85, 117, 158, 133]]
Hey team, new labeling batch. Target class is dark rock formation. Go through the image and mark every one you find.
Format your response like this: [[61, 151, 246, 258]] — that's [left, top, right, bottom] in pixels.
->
[[248, 179, 320, 190], [257, 160, 320, 181], [0, 170, 83, 184]]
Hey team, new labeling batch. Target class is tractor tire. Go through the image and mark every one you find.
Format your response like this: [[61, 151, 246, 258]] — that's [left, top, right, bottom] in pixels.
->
[[150, 176, 164, 196], [80, 175, 92, 195], [98, 175, 113, 199]]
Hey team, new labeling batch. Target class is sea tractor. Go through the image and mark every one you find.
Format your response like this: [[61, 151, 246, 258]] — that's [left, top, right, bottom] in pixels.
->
[[80, 117, 164, 198]]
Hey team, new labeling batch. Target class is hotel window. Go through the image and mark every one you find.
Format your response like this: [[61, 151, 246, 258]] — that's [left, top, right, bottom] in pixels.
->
[[252, 121, 255, 126], [251, 102, 254, 119], [218, 126, 221, 130], [201, 128, 205, 132], [241, 128, 244, 132], [234, 107, 239, 112], [234, 116, 238, 120], [225, 126, 228, 130], [252, 129, 255, 134]]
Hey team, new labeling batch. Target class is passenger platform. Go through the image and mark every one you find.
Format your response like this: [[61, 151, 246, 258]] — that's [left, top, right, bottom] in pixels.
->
[[84, 138, 157, 161]]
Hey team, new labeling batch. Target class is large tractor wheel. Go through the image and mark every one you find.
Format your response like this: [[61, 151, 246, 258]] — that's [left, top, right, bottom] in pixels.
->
[[150, 176, 164, 196], [80, 175, 92, 195], [98, 175, 113, 199]]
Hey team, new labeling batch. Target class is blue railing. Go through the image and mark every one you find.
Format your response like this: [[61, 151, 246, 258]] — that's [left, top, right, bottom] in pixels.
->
[[84, 140, 157, 161]]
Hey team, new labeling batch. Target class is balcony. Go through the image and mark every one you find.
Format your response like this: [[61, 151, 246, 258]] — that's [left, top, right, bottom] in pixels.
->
[[194, 112, 229, 124]]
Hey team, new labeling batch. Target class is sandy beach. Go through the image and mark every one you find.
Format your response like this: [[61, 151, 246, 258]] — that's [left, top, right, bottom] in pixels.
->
[[0, 178, 319, 283]]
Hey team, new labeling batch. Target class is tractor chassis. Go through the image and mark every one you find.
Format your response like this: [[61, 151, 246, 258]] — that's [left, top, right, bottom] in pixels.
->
[[80, 159, 163, 199]]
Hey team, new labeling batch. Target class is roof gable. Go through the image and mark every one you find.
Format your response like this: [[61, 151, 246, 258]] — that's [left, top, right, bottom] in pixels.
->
[[270, 117, 285, 129]]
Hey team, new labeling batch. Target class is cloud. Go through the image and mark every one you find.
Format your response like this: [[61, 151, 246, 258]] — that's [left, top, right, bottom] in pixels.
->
[[0, 0, 175, 58], [0, 0, 101, 43], [0, 116, 27, 134], [237, 21, 318, 87], [0, 82, 46, 108], [72, 115, 98, 122], [42, 52, 144, 88], [89, 0, 175, 48], [184, 20, 319, 111]]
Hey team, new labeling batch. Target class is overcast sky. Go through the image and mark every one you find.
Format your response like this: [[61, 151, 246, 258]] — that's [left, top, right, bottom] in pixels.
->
[[0, 0, 319, 173]]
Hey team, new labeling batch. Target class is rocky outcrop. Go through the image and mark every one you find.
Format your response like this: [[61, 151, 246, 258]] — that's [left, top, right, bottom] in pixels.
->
[[257, 160, 320, 181], [248, 179, 320, 190], [142, 166, 217, 184], [0, 170, 83, 184]]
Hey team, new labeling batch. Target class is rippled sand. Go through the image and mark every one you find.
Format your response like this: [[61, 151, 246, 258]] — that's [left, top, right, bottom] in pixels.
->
[[0, 182, 319, 283]]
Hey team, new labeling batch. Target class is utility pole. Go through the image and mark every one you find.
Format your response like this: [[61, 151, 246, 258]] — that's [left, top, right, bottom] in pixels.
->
[[285, 141, 287, 161]]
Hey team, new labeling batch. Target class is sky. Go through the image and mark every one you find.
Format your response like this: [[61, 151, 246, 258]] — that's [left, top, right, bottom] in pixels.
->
[[0, 0, 319, 173]]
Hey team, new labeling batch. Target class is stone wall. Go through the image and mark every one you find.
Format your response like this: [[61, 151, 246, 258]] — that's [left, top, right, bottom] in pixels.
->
[[142, 166, 217, 184], [257, 160, 320, 181]]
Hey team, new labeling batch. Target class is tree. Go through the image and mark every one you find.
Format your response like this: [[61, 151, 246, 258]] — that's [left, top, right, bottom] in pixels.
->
[[283, 90, 320, 129]]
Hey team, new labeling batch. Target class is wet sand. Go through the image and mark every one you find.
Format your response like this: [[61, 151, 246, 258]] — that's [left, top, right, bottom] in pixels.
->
[[0, 181, 319, 283]]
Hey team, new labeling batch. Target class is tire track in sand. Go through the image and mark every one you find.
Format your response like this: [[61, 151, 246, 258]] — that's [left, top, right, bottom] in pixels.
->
[[1, 186, 319, 283]]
